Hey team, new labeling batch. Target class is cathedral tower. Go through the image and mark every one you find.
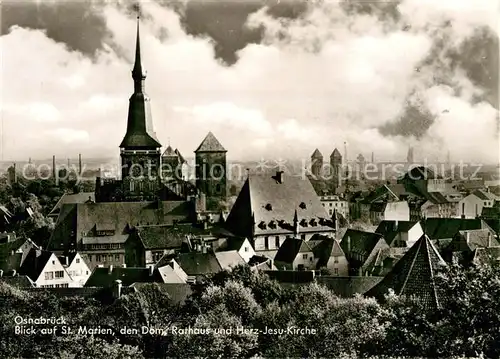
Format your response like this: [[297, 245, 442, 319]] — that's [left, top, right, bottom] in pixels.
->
[[119, 16, 162, 200], [195, 132, 227, 201], [311, 148, 323, 178], [330, 148, 342, 191]]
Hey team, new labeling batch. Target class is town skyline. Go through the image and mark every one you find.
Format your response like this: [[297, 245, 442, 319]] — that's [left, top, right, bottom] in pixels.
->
[[1, 0, 498, 163]]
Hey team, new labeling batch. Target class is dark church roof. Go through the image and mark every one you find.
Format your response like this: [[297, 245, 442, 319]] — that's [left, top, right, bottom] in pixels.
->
[[365, 235, 447, 309], [119, 18, 161, 149], [422, 218, 491, 240], [274, 237, 312, 263], [195, 132, 226, 152]]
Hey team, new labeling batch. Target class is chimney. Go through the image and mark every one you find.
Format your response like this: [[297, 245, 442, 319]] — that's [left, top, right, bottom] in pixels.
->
[[276, 170, 284, 184], [113, 279, 122, 299], [466, 232, 470, 243], [52, 155, 56, 179], [0, 270, 3, 278], [149, 265, 154, 276], [78, 153, 82, 175], [108, 265, 113, 274], [488, 232, 492, 247]]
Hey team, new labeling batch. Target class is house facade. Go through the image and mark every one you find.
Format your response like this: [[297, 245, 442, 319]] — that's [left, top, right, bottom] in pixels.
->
[[320, 195, 349, 218], [20, 249, 74, 288], [458, 190, 498, 219], [60, 253, 91, 287]]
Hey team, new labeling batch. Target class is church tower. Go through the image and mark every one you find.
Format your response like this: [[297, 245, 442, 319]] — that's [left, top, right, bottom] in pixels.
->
[[195, 132, 227, 201], [311, 148, 323, 178], [330, 148, 342, 191], [119, 16, 162, 201]]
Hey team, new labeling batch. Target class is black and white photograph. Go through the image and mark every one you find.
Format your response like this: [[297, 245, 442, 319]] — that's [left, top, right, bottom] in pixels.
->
[[0, 0, 499, 358]]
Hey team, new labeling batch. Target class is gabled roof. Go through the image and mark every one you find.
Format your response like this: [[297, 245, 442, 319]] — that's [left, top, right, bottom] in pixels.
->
[[340, 229, 386, 256], [309, 234, 345, 268], [422, 218, 491, 240], [473, 189, 498, 201], [85, 267, 161, 287], [311, 148, 323, 159], [175, 149, 186, 163], [195, 132, 226, 153], [19, 249, 57, 282], [162, 145, 176, 157], [366, 235, 447, 309], [274, 237, 312, 264], [224, 173, 332, 238], [473, 246, 500, 264], [446, 230, 499, 253]]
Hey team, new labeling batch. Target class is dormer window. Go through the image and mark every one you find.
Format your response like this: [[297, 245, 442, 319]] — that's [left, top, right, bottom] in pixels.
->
[[310, 219, 317, 227], [258, 221, 267, 229], [265, 203, 273, 211], [299, 202, 307, 209], [269, 220, 276, 229], [300, 219, 308, 227]]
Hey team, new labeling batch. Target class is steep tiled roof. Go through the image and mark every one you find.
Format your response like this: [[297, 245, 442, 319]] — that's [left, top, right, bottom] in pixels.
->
[[422, 218, 491, 240], [0, 275, 35, 288], [175, 252, 222, 276], [311, 149, 323, 159], [48, 201, 192, 252], [49, 192, 95, 217], [316, 276, 383, 297], [274, 237, 312, 264], [85, 267, 161, 287], [19, 249, 56, 282], [309, 235, 345, 268], [195, 132, 226, 152], [214, 250, 245, 270], [0, 238, 37, 272], [162, 145, 177, 157], [473, 190, 498, 201], [224, 173, 333, 238], [340, 229, 385, 256], [136, 224, 211, 250], [366, 235, 447, 309]]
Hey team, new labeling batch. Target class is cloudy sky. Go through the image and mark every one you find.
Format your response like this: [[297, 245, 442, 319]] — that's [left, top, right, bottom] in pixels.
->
[[1, 0, 498, 163]]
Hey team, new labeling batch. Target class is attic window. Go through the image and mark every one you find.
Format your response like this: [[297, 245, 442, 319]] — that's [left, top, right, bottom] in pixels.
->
[[269, 220, 276, 229], [265, 203, 273, 211], [310, 219, 317, 227], [299, 202, 307, 209], [258, 221, 267, 229], [300, 219, 308, 227]]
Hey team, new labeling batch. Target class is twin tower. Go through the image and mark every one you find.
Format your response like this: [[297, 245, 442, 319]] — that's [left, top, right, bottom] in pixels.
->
[[117, 17, 226, 201], [311, 148, 342, 188]]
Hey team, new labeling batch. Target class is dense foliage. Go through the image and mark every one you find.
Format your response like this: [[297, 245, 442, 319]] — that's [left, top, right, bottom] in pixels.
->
[[1, 261, 498, 358]]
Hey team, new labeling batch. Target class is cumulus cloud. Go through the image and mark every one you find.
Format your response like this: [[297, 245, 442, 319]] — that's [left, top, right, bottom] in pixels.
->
[[0, 0, 498, 164]]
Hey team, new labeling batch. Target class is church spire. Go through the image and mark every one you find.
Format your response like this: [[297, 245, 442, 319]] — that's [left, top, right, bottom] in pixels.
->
[[132, 14, 146, 93]]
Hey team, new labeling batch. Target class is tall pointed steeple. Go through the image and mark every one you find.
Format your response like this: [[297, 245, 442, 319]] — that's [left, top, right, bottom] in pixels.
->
[[293, 209, 299, 238], [119, 13, 161, 149]]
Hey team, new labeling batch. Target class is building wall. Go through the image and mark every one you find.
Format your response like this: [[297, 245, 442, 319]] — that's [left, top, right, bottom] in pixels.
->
[[325, 255, 349, 276], [292, 251, 317, 270], [66, 253, 91, 287], [237, 239, 255, 263], [35, 254, 73, 288], [407, 224, 424, 247], [320, 196, 349, 218], [83, 250, 126, 270], [195, 152, 227, 199], [383, 202, 410, 222], [145, 249, 176, 265], [120, 149, 161, 200], [427, 179, 446, 192], [458, 194, 495, 219]]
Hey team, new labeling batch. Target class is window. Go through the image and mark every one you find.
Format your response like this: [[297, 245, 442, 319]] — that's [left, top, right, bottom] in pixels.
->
[[264, 237, 269, 249], [334, 268, 339, 275], [329, 209, 333, 215], [329, 203, 333, 207], [334, 256, 339, 263], [303, 254, 308, 259], [275, 236, 280, 248], [86, 271, 89, 275], [115, 254, 120, 261], [45, 272, 54, 280], [76, 258, 80, 263], [55, 284, 60, 288], [301, 234, 306, 240], [310, 257, 313, 262], [52, 260, 55, 265], [62, 283, 69, 288], [216, 184, 221, 193], [96, 255, 102, 262], [55, 271, 64, 278], [244, 246, 249, 252], [484, 202, 488, 206]]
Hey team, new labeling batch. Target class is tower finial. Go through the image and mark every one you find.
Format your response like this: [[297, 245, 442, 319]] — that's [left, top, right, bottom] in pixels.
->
[[132, 5, 145, 91]]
